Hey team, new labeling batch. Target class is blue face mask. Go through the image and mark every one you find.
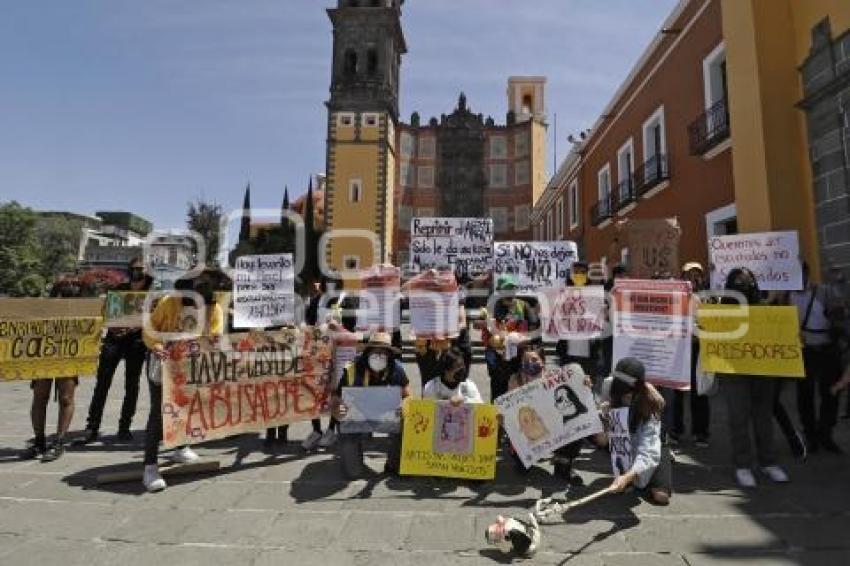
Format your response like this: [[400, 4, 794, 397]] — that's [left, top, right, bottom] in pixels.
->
[[522, 361, 543, 376]]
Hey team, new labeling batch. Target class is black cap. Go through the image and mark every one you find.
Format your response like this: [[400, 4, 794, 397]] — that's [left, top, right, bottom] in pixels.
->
[[613, 357, 645, 386]]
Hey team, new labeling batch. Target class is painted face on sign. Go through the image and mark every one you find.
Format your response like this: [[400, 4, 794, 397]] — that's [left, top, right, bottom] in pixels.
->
[[553, 385, 588, 425], [517, 406, 548, 442]]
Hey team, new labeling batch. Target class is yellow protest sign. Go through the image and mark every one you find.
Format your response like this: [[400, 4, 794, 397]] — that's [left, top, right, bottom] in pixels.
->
[[0, 317, 104, 380], [400, 399, 498, 480], [697, 305, 804, 378]]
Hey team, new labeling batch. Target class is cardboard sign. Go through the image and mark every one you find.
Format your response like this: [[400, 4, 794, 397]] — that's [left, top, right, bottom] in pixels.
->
[[407, 270, 460, 339], [495, 366, 604, 468], [612, 279, 692, 389], [160, 327, 333, 447], [697, 305, 804, 378], [608, 407, 633, 478], [233, 254, 295, 329], [709, 230, 802, 291], [409, 217, 493, 276], [493, 241, 578, 291], [541, 286, 607, 341], [104, 291, 229, 328], [0, 298, 103, 319], [622, 218, 681, 279], [339, 387, 402, 434], [400, 399, 498, 480], [0, 317, 103, 380]]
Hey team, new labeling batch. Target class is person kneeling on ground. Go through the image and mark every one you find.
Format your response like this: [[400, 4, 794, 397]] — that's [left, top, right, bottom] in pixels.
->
[[331, 332, 410, 479], [603, 357, 672, 506], [422, 346, 482, 404]]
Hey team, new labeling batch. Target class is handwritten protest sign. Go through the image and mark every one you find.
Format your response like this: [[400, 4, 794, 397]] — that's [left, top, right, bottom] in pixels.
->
[[697, 305, 804, 378], [409, 217, 493, 276], [407, 270, 460, 338], [161, 327, 333, 447], [493, 241, 577, 292], [709, 231, 802, 291], [541, 286, 607, 341], [359, 265, 401, 331], [612, 279, 692, 389], [495, 366, 603, 468], [233, 254, 295, 329], [608, 407, 633, 478], [0, 298, 104, 380], [621, 218, 681, 279], [340, 387, 402, 434], [400, 399, 498, 480]]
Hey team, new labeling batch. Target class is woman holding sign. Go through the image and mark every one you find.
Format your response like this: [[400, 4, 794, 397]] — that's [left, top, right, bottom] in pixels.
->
[[602, 358, 671, 506]]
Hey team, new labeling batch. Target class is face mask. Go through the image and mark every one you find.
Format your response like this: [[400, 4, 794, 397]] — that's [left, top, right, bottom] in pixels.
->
[[522, 361, 543, 376], [571, 273, 587, 287], [130, 269, 145, 282], [368, 353, 388, 373]]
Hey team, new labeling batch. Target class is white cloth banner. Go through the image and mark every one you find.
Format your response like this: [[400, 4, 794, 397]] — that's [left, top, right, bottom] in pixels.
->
[[340, 387, 402, 434], [709, 230, 802, 291], [409, 291, 459, 339], [495, 366, 603, 468], [409, 217, 493, 275], [493, 241, 578, 291], [233, 254, 295, 329]]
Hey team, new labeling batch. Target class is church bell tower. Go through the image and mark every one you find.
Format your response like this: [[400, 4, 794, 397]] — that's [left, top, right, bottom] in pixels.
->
[[324, 0, 406, 279]]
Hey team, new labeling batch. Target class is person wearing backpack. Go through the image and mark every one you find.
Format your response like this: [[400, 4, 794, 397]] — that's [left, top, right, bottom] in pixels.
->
[[789, 263, 844, 453]]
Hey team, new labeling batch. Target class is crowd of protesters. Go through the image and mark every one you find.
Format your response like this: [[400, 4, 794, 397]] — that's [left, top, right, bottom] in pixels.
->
[[18, 255, 850, 498]]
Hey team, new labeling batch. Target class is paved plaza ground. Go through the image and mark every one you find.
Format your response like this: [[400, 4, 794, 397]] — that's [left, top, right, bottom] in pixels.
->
[[1, 363, 849, 565]]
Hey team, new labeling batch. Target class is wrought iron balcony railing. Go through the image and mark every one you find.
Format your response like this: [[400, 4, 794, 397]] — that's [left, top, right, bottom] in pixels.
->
[[688, 98, 730, 155]]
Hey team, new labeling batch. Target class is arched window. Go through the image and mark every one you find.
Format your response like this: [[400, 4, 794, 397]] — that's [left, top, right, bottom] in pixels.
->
[[343, 49, 358, 76], [522, 94, 534, 115], [366, 48, 378, 76]]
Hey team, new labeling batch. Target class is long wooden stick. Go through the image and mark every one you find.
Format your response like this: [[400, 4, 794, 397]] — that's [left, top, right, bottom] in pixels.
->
[[560, 485, 616, 511]]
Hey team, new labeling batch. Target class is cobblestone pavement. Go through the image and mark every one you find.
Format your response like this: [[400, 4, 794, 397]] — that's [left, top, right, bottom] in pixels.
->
[[1, 363, 849, 565]]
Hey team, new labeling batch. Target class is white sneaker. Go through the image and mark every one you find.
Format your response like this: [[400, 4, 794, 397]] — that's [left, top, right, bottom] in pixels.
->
[[318, 429, 338, 448], [302, 431, 322, 451], [761, 465, 790, 483], [735, 468, 757, 488], [171, 446, 200, 464], [143, 465, 167, 492]]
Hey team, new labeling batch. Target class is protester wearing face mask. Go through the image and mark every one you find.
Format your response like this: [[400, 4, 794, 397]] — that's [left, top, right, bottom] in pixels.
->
[[79, 257, 153, 445], [602, 357, 672, 506], [423, 346, 482, 404], [331, 332, 410, 479], [719, 268, 789, 488], [141, 270, 224, 492]]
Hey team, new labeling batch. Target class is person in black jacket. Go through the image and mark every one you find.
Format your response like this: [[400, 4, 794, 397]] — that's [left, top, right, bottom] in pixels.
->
[[79, 256, 153, 443]]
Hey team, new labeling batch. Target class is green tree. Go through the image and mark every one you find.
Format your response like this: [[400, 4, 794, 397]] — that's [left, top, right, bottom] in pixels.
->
[[35, 214, 83, 282], [0, 201, 44, 296], [187, 198, 224, 266]]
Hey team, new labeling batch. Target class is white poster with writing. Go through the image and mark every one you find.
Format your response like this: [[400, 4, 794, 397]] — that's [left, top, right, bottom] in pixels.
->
[[493, 241, 578, 291], [541, 286, 608, 341], [409, 291, 460, 339], [709, 230, 802, 291], [409, 217, 493, 276], [608, 407, 633, 478], [495, 366, 603, 468], [233, 254, 295, 329], [612, 279, 692, 389]]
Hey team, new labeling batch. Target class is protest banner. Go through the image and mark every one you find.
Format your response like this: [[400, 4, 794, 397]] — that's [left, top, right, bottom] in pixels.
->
[[495, 366, 603, 468], [104, 291, 148, 328], [233, 253, 295, 329], [400, 399, 498, 480], [697, 304, 804, 378], [612, 279, 692, 389], [708, 230, 802, 291], [160, 326, 333, 447], [541, 286, 608, 341], [0, 298, 104, 380], [339, 386, 402, 434], [409, 217, 493, 276], [493, 241, 578, 292], [621, 218, 681, 279], [608, 407, 633, 478], [407, 270, 460, 339], [359, 265, 401, 331]]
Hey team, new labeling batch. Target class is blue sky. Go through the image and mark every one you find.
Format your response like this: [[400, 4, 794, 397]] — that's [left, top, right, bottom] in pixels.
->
[[0, 0, 678, 229]]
